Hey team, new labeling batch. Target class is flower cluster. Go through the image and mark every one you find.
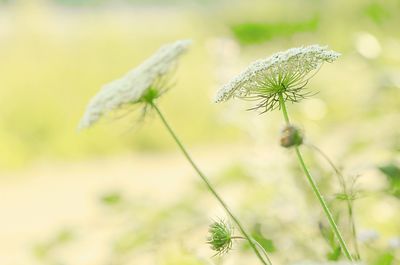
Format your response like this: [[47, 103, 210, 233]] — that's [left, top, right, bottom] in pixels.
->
[[78, 39, 191, 130], [215, 45, 340, 113]]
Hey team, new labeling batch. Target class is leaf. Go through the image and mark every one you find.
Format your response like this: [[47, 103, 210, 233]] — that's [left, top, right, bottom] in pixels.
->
[[326, 246, 342, 261], [240, 224, 275, 254], [319, 222, 342, 261], [364, 2, 390, 25], [100, 191, 123, 205], [250, 223, 276, 253], [373, 252, 394, 265], [230, 16, 319, 45], [378, 164, 400, 198]]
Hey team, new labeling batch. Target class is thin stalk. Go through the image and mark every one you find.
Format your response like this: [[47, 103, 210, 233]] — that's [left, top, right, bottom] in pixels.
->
[[307, 143, 361, 260], [294, 146, 353, 261], [279, 93, 290, 124], [151, 102, 269, 265], [233, 236, 273, 265], [277, 93, 353, 262]]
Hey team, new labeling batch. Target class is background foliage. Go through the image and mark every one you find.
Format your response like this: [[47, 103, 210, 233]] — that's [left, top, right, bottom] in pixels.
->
[[0, 0, 399, 264]]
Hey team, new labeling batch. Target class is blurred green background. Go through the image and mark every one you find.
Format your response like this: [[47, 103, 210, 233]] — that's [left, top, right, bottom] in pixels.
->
[[0, 0, 399, 265]]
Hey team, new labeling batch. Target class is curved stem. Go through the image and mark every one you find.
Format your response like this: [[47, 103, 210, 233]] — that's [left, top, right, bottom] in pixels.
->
[[150, 102, 269, 265], [306, 143, 360, 260], [232, 236, 273, 265], [277, 93, 353, 262]]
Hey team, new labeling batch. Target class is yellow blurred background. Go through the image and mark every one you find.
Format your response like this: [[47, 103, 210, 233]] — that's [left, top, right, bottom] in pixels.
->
[[0, 0, 399, 264]]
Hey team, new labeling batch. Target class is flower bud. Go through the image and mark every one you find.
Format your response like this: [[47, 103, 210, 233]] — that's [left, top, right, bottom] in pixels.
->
[[280, 125, 303, 148], [207, 220, 233, 255]]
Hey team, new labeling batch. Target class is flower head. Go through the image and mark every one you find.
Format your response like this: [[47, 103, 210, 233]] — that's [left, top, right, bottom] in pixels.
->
[[207, 219, 234, 256], [215, 45, 340, 113], [78, 39, 191, 130]]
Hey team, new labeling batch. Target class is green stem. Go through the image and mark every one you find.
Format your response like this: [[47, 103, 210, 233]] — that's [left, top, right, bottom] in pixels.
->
[[279, 93, 290, 124], [151, 102, 269, 265], [278, 93, 353, 262], [307, 144, 361, 260], [233, 236, 273, 265], [294, 146, 353, 261]]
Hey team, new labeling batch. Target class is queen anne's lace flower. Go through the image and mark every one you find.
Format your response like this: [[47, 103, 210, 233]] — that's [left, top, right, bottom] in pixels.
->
[[78, 39, 191, 130], [215, 45, 340, 113]]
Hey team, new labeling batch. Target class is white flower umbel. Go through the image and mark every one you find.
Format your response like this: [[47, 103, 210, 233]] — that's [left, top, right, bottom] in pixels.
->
[[215, 45, 340, 113], [78, 39, 191, 129]]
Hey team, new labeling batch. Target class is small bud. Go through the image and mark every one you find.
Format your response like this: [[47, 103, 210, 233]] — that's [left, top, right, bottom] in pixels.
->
[[207, 220, 234, 255], [280, 125, 303, 148]]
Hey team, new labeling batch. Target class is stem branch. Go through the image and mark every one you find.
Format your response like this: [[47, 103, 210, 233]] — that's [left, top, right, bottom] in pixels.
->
[[307, 144, 360, 260], [151, 102, 270, 265], [278, 93, 353, 262], [232, 236, 273, 265]]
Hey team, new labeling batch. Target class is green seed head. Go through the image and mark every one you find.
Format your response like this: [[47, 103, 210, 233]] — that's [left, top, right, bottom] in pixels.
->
[[207, 220, 234, 255]]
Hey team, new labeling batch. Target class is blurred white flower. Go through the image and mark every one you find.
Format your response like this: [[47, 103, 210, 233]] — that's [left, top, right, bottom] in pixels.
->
[[357, 229, 379, 243], [78, 39, 191, 130], [388, 237, 400, 249], [214, 45, 339, 113], [355, 32, 381, 59]]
